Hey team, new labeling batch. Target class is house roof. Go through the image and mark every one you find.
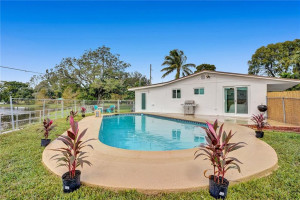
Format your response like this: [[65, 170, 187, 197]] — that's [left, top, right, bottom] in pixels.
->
[[128, 70, 300, 91]]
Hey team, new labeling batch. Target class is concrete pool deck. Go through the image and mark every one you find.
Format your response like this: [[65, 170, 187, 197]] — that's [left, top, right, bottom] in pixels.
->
[[42, 113, 278, 193]]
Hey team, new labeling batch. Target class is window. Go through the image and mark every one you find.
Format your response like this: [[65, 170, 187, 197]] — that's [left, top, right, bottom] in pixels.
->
[[194, 88, 204, 95], [172, 89, 181, 98]]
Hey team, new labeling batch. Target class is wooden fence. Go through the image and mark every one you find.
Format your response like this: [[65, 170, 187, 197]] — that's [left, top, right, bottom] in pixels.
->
[[267, 91, 300, 125]]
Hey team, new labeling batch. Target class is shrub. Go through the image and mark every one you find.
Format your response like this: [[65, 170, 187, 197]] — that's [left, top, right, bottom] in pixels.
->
[[37, 118, 55, 139], [251, 113, 266, 131], [81, 107, 86, 114], [51, 116, 94, 178], [66, 110, 78, 121], [194, 120, 246, 184]]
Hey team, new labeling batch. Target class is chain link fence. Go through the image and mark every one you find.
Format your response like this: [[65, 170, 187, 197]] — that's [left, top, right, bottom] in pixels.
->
[[267, 97, 300, 125], [0, 98, 134, 134]]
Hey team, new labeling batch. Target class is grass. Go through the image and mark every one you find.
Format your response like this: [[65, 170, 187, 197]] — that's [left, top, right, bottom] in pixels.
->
[[0, 117, 299, 200]]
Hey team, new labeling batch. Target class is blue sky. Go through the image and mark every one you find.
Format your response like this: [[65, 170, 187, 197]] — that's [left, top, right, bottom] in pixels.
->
[[1, 1, 300, 84]]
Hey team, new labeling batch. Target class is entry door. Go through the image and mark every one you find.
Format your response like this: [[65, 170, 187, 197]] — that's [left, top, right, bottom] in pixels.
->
[[224, 87, 248, 114], [141, 93, 146, 110]]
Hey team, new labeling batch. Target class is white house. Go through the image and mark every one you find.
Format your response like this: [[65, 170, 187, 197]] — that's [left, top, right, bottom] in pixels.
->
[[129, 71, 300, 117]]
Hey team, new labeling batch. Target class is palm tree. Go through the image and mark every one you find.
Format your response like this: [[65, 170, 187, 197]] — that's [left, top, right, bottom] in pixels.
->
[[161, 49, 196, 79]]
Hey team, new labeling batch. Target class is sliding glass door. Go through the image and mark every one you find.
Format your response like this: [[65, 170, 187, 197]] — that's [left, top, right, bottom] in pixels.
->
[[224, 87, 248, 114], [224, 87, 235, 114], [236, 87, 248, 114]]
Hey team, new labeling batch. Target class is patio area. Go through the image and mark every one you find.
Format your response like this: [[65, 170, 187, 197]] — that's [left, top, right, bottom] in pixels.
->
[[42, 113, 278, 193], [147, 113, 299, 126]]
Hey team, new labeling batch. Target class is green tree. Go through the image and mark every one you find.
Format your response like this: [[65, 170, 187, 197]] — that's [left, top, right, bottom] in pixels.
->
[[248, 39, 300, 77], [31, 46, 149, 100], [0, 81, 34, 103], [280, 72, 300, 90], [161, 49, 195, 79], [195, 64, 216, 73], [291, 50, 300, 73]]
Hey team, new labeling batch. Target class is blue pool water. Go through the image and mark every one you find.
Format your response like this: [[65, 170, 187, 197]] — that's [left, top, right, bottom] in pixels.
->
[[99, 114, 207, 151]]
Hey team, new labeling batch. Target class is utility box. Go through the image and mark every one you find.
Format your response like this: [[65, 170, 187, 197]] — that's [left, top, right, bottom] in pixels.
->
[[183, 100, 197, 115]]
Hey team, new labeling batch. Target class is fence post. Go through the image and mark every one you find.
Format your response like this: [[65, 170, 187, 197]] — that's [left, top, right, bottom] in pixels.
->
[[0, 114, 2, 134], [265, 96, 268, 119], [39, 110, 42, 123], [61, 100, 64, 118], [10, 96, 15, 130], [133, 100, 135, 112], [118, 100, 120, 113], [55, 100, 58, 119], [16, 114, 19, 129], [43, 100, 46, 120], [282, 97, 286, 123], [29, 112, 32, 124], [74, 100, 77, 112]]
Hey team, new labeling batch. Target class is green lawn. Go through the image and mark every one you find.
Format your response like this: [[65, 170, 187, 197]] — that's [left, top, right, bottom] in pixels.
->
[[0, 117, 299, 200]]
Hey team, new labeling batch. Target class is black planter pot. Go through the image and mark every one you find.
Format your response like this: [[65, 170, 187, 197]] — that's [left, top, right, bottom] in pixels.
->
[[82, 114, 85, 117], [209, 175, 229, 199], [257, 105, 268, 112], [62, 170, 81, 193], [41, 139, 51, 147], [255, 131, 264, 138]]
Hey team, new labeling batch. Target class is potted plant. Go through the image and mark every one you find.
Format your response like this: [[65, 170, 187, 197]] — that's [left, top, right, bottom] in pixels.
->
[[81, 107, 86, 117], [38, 118, 55, 147], [251, 113, 266, 138], [194, 120, 246, 199], [51, 116, 94, 193], [66, 110, 78, 121]]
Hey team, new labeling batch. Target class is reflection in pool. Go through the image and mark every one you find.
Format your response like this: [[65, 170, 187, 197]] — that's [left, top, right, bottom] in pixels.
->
[[99, 114, 207, 151]]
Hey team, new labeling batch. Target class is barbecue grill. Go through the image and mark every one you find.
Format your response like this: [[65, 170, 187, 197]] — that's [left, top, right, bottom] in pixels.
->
[[182, 100, 197, 115]]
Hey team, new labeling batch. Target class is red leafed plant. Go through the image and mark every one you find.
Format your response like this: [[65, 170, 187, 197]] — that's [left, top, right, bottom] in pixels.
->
[[66, 110, 78, 121], [51, 116, 94, 178], [81, 107, 86, 114], [251, 113, 266, 132], [194, 120, 246, 184], [38, 118, 55, 139]]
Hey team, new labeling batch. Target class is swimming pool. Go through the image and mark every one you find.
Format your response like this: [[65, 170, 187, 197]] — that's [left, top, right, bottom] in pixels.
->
[[99, 114, 206, 151]]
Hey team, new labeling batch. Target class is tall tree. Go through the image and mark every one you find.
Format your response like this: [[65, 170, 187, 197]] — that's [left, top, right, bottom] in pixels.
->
[[291, 50, 300, 73], [161, 49, 195, 79], [248, 39, 300, 77], [195, 64, 216, 73], [31, 46, 149, 100]]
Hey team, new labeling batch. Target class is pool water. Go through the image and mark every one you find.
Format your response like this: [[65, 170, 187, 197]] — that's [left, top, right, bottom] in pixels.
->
[[99, 114, 206, 151]]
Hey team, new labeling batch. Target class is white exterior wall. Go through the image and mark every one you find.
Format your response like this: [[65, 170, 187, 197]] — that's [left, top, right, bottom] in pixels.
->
[[134, 73, 272, 117]]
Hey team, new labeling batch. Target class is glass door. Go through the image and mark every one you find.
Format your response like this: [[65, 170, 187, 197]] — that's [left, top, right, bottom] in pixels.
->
[[236, 87, 248, 114], [224, 87, 248, 115], [224, 87, 235, 114]]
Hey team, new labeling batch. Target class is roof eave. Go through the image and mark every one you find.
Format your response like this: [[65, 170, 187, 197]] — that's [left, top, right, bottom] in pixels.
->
[[128, 70, 300, 91]]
